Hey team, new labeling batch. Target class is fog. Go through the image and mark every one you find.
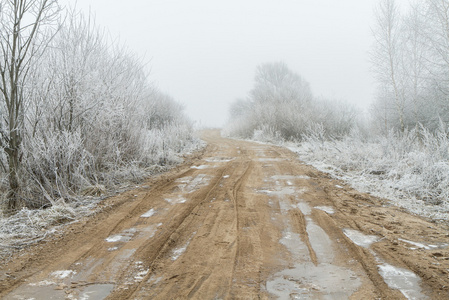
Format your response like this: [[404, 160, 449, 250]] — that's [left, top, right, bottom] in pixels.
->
[[64, 0, 403, 127]]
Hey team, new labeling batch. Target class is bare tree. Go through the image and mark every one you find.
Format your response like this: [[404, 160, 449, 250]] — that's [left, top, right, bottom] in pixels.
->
[[0, 0, 59, 212], [371, 0, 407, 132]]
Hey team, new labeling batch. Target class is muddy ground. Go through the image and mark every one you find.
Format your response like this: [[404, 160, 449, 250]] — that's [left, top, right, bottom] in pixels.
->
[[1, 130, 449, 299]]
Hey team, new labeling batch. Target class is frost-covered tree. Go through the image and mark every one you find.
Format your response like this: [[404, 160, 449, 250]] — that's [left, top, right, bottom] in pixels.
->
[[371, 0, 407, 133], [225, 62, 356, 141], [0, 0, 59, 212]]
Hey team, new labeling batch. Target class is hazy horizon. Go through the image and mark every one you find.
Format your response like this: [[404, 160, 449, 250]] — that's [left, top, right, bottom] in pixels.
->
[[62, 0, 408, 127]]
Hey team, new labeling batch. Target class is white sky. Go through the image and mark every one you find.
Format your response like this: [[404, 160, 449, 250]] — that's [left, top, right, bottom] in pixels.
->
[[63, 0, 405, 127]]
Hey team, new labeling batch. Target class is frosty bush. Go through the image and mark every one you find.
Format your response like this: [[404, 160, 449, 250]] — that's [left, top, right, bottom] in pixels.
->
[[292, 125, 449, 220], [0, 7, 200, 214]]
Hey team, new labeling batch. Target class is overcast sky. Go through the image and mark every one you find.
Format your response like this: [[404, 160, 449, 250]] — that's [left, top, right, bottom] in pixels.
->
[[63, 0, 406, 127]]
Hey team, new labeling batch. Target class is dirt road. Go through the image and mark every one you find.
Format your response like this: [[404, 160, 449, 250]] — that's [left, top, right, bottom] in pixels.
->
[[1, 130, 449, 299]]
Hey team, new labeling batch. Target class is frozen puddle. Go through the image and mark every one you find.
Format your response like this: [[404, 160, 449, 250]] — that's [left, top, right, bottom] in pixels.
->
[[270, 175, 310, 181], [204, 157, 233, 163], [175, 174, 211, 193], [78, 284, 114, 300], [106, 228, 137, 243], [257, 158, 283, 162], [191, 165, 210, 170], [399, 238, 448, 250], [268, 199, 361, 299], [342, 228, 427, 299], [165, 195, 187, 204], [343, 228, 380, 248], [257, 186, 306, 197], [5, 271, 113, 300], [378, 263, 427, 299], [267, 262, 360, 299], [51, 270, 76, 279], [314, 206, 335, 214], [141, 208, 156, 218]]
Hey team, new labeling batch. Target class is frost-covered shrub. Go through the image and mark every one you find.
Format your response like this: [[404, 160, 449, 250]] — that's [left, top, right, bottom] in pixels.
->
[[0, 9, 200, 213], [292, 126, 449, 220]]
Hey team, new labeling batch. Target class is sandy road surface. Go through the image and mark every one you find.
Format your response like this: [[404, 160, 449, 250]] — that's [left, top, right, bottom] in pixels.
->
[[1, 130, 449, 299]]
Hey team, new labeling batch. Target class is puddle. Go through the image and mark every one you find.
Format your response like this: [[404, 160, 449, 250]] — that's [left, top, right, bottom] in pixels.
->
[[257, 158, 283, 162], [175, 174, 211, 193], [105, 228, 136, 243], [78, 284, 114, 300], [165, 195, 187, 204], [191, 165, 210, 170], [280, 231, 310, 261], [306, 217, 334, 263], [268, 201, 361, 299], [270, 175, 310, 181], [343, 228, 380, 248], [141, 208, 156, 218], [399, 238, 448, 250], [314, 206, 335, 214], [51, 270, 76, 279], [342, 229, 427, 298], [266, 262, 361, 299], [296, 202, 312, 216], [257, 186, 305, 197], [378, 263, 427, 299], [5, 269, 113, 300], [204, 157, 233, 163], [3, 284, 67, 300]]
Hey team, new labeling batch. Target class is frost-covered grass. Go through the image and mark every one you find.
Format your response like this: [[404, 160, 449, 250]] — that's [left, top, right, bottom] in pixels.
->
[[0, 197, 99, 259], [286, 125, 449, 221], [0, 128, 203, 256]]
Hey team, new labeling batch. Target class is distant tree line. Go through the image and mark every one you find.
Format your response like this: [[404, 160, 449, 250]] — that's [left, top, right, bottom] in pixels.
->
[[0, 0, 196, 214]]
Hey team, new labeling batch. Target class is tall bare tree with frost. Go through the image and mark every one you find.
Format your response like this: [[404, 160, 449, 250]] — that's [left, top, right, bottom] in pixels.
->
[[371, 0, 407, 133], [0, 0, 59, 212]]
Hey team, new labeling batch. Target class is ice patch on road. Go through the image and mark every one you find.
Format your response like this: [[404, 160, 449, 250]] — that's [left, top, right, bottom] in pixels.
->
[[191, 165, 210, 170], [314, 206, 335, 214], [343, 228, 380, 248], [51, 270, 76, 279], [78, 284, 114, 300], [295, 202, 312, 216], [378, 263, 427, 299], [204, 157, 233, 163], [175, 174, 211, 193], [267, 262, 360, 299], [270, 175, 310, 181], [165, 196, 187, 204], [141, 208, 156, 218], [257, 186, 305, 197], [105, 228, 136, 243], [398, 238, 447, 250], [171, 232, 196, 261]]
